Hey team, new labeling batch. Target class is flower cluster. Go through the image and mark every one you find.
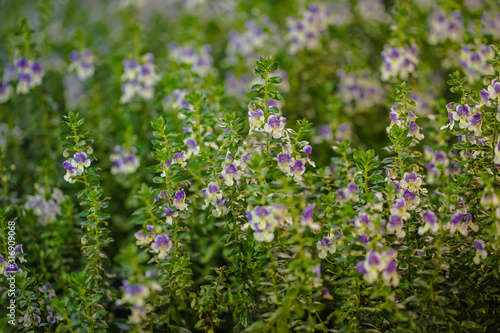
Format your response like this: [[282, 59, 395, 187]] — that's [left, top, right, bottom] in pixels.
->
[[356, 249, 399, 286], [135, 224, 174, 260], [428, 9, 464, 45], [110, 145, 140, 175], [120, 53, 161, 103], [202, 182, 228, 217], [62, 152, 91, 183], [24, 185, 66, 225], [423, 146, 450, 182], [226, 19, 280, 67], [481, 12, 500, 39], [459, 45, 494, 82], [388, 101, 424, 142], [276, 149, 306, 182], [118, 280, 162, 324], [286, 3, 333, 54], [336, 182, 359, 204], [69, 50, 95, 80], [0, 57, 44, 102], [380, 45, 418, 81], [168, 42, 213, 77], [245, 206, 283, 242]]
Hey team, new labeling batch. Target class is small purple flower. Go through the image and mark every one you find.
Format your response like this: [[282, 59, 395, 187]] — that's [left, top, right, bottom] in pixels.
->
[[301, 204, 320, 232], [165, 207, 178, 224], [151, 234, 172, 259], [303, 145, 312, 156], [418, 210, 438, 234], [220, 163, 241, 186], [277, 152, 292, 173], [451, 211, 463, 226], [248, 109, 264, 132], [264, 115, 286, 139], [473, 239, 487, 264], [173, 189, 187, 210], [356, 261, 367, 275], [347, 182, 358, 195], [288, 159, 304, 182], [172, 151, 187, 167], [186, 138, 199, 156], [317, 234, 336, 259], [134, 231, 153, 246]]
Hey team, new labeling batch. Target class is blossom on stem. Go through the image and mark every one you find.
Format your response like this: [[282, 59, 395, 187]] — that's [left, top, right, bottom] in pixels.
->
[[418, 210, 439, 235], [220, 163, 242, 186], [245, 206, 279, 242], [248, 109, 264, 132], [150, 234, 173, 259], [301, 204, 320, 232], [317, 234, 336, 259], [263, 115, 286, 139], [473, 239, 487, 264], [173, 189, 188, 211]]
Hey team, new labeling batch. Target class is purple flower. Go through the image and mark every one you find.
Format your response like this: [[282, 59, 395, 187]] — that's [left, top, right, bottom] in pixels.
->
[[122, 280, 150, 306], [248, 109, 264, 132], [110, 146, 140, 175], [246, 206, 278, 242], [173, 189, 187, 210], [151, 234, 172, 259], [165, 207, 178, 224], [474, 239, 485, 251], [302, 204, 320, 231], [418, 210, 438, 234], [264, 115, 286, 139], [134, 231, 153, 246], [277, 152, 292, 172], [290, 159, 305, 182], [172, 151, 187, 167], [387, 214, 405, 238], [451, 211, 463, 226], [473, 239, 487, 264], [317, 234, 336, 258], [347, 182, 358, 195], [220, 163, 241, 186], [303, 145, 312, 156], [356, 261, 367, 275]]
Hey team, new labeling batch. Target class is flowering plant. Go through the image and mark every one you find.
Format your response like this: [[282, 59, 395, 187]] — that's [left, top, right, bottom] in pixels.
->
[[1, 1, 500, 332]]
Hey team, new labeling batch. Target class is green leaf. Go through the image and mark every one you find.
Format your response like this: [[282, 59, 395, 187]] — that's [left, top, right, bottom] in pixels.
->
[[269, 76, 282, 84]]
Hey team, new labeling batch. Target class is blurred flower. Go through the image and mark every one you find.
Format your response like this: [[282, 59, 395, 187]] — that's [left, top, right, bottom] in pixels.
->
[[168, 42, 214, 76], [110, 146, 140, 175], [69, 50, 95, 80], [459, 45, 494, 82], [151, 234, 173, 259], [317, 234, 336, 259], [24, 186, 66, 225], [120, 53, 161, 103], [381, 44, 418, 81], [245, 206, 280, 242], [173, 189, 188, 210], [473, 239, 487, 264], [428, 9, 464, 44]]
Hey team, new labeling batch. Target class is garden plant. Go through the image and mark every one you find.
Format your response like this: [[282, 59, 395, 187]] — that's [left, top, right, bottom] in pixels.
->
[[1, 0, 500, 332]]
